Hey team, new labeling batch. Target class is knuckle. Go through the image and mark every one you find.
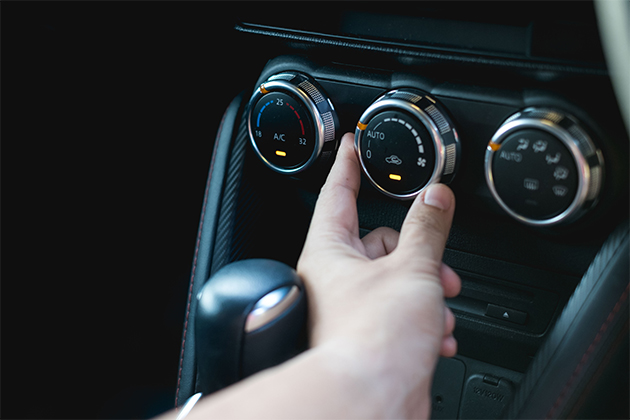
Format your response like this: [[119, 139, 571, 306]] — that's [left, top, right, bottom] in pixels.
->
[[407, 210, 447, 240]]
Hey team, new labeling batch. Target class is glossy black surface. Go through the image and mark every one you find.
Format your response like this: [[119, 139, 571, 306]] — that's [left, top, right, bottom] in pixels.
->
[[195, 259, 307, 395]]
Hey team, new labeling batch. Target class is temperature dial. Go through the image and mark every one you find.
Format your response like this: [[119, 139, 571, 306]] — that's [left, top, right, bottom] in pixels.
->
[[485, 108, 604, 226], [247, 73, 338, 174], [355, 89, 460, 200]]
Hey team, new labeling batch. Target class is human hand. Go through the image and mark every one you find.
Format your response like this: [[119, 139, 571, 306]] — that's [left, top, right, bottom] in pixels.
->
[[297, 132, 460, 417], [159, 132, 461, 420]]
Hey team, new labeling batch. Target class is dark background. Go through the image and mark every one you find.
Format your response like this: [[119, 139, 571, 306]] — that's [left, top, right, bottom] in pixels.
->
[[4, 4, 261, 418]]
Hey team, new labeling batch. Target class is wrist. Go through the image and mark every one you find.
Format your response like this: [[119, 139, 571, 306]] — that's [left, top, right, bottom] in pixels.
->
[[310, 339, 434, 419]]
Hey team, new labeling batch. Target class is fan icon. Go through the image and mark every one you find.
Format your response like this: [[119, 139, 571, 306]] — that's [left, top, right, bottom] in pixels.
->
[[417, 157, 427, 167]]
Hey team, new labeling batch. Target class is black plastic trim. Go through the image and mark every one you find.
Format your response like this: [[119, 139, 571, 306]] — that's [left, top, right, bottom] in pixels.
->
[[235, 23, 607, 77], [175, 93, 245, 407]]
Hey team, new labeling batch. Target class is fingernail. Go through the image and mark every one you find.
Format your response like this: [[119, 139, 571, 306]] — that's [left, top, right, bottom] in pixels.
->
[[423, 184, 452, 211]]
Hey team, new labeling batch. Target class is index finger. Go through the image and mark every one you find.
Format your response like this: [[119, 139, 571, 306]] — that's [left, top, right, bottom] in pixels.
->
[[309, 132, 362, 237]]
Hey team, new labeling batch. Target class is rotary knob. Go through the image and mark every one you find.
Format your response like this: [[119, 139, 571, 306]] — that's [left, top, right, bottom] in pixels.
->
[[485, 107, 604, 226], [355, 89, 460, 200], [247, 73, 338, 174]]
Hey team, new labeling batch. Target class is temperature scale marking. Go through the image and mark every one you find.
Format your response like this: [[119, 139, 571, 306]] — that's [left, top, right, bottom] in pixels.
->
[[378, 117, 423, 149], [256, 101, 273, 127], [257, 100, 305, 135], [288, 103, 305, 135]]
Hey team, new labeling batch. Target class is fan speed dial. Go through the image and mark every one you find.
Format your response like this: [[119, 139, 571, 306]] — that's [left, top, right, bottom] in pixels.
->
[[355, 89, 460, 200]]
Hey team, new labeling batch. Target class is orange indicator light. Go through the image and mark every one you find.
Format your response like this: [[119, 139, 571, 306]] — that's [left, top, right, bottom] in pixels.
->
[[389, 174, 402, 181], [488, 142, 501, 152], [260, 84, 270, 94], [276, 150, 287, 157], [357, 121, 368, 130]]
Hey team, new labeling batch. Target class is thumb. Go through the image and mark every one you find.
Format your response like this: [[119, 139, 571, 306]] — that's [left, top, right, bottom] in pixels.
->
[[396, 183, 455, 267]]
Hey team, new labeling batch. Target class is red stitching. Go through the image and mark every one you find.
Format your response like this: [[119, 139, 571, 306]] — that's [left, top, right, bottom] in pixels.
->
[[175, 107, 230, 407], [545, 282, 630, 419], [566, 318, 629, 419]]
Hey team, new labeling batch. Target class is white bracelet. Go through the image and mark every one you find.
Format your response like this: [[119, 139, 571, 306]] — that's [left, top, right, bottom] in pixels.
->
[[176, 392, 203, 420]]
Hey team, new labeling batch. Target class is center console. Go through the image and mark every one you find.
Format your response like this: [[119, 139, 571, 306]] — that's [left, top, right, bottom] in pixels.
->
[[176, 7, 629, 418]]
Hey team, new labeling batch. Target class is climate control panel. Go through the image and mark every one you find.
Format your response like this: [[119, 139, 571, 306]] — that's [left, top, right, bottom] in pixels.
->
[[485, 108, 604, 226], [245, 63, 614, 228]]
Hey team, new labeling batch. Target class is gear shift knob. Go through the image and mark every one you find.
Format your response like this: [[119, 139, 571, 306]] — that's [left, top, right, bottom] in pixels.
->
[[194, 259, 308, 395]]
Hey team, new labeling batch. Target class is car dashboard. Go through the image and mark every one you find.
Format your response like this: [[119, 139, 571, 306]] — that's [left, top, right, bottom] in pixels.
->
[[7, 2, 628, 419], [176, 3, 629, 419]]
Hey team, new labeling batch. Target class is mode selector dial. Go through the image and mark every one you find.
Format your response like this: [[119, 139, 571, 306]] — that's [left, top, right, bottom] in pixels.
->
[[247, 73, 338, 175], [355, 89, 461, 200], [485, 108, 604, 226]]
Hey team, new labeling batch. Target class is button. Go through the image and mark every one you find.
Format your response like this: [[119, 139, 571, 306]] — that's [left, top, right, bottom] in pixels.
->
[[485, 304, 528, 325], [489, 129, 578, 221]]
